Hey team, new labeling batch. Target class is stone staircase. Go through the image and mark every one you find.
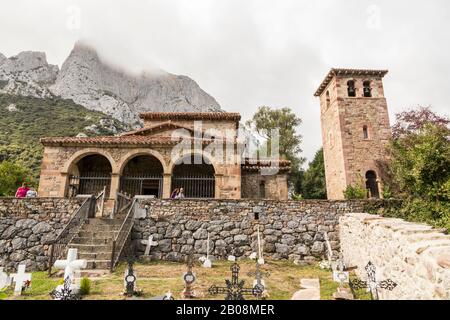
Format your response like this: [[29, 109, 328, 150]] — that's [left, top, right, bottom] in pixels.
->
[[68, 218, 123, 271]]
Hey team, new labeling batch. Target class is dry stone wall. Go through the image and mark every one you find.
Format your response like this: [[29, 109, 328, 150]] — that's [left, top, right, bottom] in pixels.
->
[[0, 198, 84, 271], [340, 213, 450, 300], [132, 199, 370, 263]]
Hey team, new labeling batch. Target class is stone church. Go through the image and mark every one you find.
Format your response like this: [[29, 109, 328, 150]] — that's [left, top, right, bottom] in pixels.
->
[[315, 68, 392, 200], [38, 112, 290, 206]]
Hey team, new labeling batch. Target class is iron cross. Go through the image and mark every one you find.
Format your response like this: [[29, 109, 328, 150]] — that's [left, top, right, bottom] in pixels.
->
[[50, 276, 81, 300], [247, 261, 270, 299], [124, 258, 138, 297], [208, 263, 262, 300], [183, 255, 196, 298], [350, 261, 397, 300]]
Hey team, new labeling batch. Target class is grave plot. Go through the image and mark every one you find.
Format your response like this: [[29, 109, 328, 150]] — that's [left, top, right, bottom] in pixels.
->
[[0, 260, 369, 300]]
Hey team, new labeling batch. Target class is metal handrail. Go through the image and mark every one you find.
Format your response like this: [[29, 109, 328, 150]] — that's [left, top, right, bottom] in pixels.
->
[[110, 198, 137, 272], [47, 196, 95, 275]]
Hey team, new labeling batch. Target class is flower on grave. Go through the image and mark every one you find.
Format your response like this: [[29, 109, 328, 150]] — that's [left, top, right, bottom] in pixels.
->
[[319, 260, 332, 270], [22, 280, 31, 292], [261, 290, 270, 300]]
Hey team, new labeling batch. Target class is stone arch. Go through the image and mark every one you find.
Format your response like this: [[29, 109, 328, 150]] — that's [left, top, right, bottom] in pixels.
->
[[168, 150, 221, 175], [118, 149, 168, 175], [63, 150, 115, 198], [62, 148, 117, 174]]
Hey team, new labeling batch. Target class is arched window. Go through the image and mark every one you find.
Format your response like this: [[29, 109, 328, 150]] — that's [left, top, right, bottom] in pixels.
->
[[363, 125, 369, 139], [363, 80, 372, 97], [347, 80, 356, 97], [365, 171, 380, 199], [326, 91, 331, 108]]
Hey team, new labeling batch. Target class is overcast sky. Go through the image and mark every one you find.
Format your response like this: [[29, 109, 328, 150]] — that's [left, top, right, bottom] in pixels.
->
[[1, 0, 449, 165]]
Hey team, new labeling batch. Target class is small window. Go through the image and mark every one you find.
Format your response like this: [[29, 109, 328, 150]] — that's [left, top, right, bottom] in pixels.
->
[[363, 125, 369, 139], [363, 81, 372, 97], [326, 91, 331, 108], [347, 80, 356, 97]]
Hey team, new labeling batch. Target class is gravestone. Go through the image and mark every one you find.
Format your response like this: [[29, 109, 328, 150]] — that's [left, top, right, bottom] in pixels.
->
[[182, 255, 196, 299], [332, 257, 353, 300], [142, 235, 158, 256], [124, 259, 141, 297], [53, 248, 87, 290], [11, 264, 32, 296], [208, 263, 262, 300], [0, 267, 11, 290], [256, 225, 265, 265], [247, 261, 270, 300], [201, 233, 212, 268], [291, 279, 321, 300], [50, 277, 81, 300], [349, 261, 397, 300]]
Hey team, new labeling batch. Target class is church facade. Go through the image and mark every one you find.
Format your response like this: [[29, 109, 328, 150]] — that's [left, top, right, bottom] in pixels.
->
[[38, 112, 290, 204]]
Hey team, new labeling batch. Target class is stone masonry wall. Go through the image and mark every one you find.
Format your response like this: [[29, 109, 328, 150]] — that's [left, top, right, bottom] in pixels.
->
[[0, 198, 84, 271], [340, 213, 450, 300], [132, 199, 371, 263]]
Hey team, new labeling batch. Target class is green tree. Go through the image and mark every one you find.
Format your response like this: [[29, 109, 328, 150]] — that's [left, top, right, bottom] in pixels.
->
[[300, 148, 327, 199], [0, 161, 32, 196], [246, 106, 305, 189], [386, 106, 450, 230]]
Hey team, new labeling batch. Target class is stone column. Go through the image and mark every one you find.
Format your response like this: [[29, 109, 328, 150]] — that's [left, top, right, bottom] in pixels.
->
[[215, 174, 223, 199], [110, 173, 121, 199], [58, 172, 69, 197], [163, 173, 172, 198]]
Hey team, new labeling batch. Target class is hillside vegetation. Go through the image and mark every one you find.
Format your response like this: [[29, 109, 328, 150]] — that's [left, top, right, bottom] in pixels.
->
[[0, 94, 128, 182]]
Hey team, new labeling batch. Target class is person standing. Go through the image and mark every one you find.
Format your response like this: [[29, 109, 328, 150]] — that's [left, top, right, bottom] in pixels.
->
[[170, 188, 179, 199], [176, 187, 185, 199], [15, 182, 29, 198], [26, 187, 38, 198]]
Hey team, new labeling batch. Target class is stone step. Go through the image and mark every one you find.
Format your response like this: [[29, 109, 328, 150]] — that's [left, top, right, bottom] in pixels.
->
[[80, 225, 121, 233], [85, 260, 111, 270], [77, 231, 117, 239], [78, 252, 112, 260], [69, 243, 113, 252], [85, 218, 123, 226], [71, 237, 113, 245]]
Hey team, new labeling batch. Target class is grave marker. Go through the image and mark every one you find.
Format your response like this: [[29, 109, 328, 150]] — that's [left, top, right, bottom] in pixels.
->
[[0, 267, 11, 290], [208, 263, 262, 300], [50, 277, 81, 300], [11, 264, 31, 296], [53, 248, 87, 286], [247, 261, 270, 300], [182, 255, 196, 299], [349, 261, 397, 300], [142, 235, 158, 256]]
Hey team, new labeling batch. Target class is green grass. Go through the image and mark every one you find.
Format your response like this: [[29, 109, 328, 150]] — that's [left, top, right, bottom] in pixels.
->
[[1, 260, 369, 300]]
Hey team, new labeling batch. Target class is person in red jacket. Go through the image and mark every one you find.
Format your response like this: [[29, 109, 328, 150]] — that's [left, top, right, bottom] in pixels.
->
[[15, 182, 29, 198]]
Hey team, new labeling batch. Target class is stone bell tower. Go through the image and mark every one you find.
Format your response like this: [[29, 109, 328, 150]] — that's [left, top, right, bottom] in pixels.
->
[[314, 68, 392, 200]]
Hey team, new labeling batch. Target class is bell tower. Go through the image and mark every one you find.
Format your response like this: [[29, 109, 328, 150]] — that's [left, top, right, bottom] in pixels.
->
[[314, 68, 392, 199]]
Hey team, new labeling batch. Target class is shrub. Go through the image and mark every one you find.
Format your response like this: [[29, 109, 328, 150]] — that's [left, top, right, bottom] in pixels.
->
[[79, 277, 91, 296], [343, 184, 367, 200]]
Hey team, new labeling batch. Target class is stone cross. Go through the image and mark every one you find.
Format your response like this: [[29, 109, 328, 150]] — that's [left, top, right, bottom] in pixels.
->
[[0, 267, 11, 290], [54, 248, 87, 285], [142, 235, 158, 256], [349, 261, 397, 300], [11, 264, 31, 296], [208, 263, 262, 300]]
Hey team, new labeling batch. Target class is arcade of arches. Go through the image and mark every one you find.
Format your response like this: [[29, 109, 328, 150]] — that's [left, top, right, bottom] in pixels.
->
[[38, 112, 291, 210]]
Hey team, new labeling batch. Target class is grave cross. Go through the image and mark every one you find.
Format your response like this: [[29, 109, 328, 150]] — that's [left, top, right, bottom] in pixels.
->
[[53, 248, 87, 283], [124, 258, 138, 297], [182, 255, 196, 299], [142, 235, 158, 256], [333, 258, 349, 289], [247, 261, 270, 300], [349, 261, 397, 300], [256, 225, 264, 265], [208, 263, 262, 300], [11, 264, 31, 296], [50, 277, 81, 300], [0, 267, 11, 290]]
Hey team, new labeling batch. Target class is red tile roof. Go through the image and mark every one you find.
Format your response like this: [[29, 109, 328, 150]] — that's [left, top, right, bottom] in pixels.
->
[[139, 112, 241, 122], [314, 68, 389, 97], [40, 135, 220, 147], [242, 158, 291, 171], [120, 121, 194, 136]]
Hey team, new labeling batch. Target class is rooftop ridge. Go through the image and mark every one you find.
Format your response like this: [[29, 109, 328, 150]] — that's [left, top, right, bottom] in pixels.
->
[[139, 112, 241, 122]]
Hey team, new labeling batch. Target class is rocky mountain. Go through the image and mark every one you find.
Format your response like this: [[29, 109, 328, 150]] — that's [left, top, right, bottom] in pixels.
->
[[0, 42, 223, 127]]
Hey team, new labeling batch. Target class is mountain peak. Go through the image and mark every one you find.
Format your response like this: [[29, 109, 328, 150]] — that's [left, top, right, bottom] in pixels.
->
[[0, 53, 6, 63]]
